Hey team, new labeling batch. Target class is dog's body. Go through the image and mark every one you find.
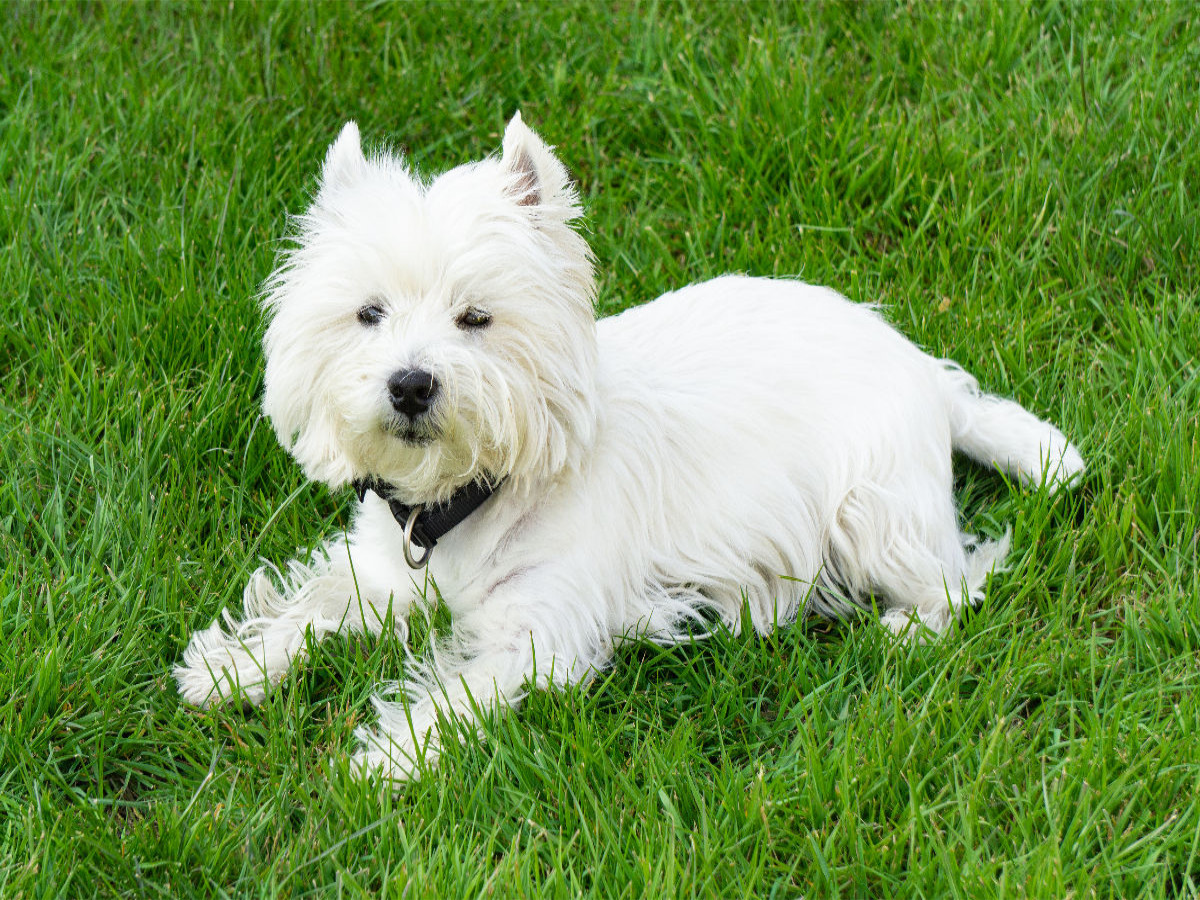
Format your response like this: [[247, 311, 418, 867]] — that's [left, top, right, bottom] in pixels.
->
[[176, 115, 1084, 781]]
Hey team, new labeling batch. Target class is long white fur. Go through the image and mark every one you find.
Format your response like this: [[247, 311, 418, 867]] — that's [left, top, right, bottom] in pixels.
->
[[175, 113, 1085, 782]]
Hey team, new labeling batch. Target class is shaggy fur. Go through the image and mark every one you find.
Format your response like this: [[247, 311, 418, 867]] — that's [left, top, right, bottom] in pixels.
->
[[175, 114, 1085, 782]]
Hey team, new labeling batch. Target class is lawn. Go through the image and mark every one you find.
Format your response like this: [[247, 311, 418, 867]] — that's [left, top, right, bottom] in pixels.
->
[[2, 2, 1198, 897]]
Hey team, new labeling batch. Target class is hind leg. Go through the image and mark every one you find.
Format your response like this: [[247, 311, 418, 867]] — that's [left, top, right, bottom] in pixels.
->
[[826, 475, 1008, 639]]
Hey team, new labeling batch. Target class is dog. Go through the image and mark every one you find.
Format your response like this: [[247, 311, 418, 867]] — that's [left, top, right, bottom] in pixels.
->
[[175, 113, 1085, 782]]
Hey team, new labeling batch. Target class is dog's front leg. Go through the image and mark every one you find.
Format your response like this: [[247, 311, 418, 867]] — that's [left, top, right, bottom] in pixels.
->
[[175, 538, 406, 707], [350, 587, 605, 784]]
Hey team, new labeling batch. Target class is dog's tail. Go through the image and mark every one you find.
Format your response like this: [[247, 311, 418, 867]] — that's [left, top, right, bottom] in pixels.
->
[[939, 362, 1085, 492]]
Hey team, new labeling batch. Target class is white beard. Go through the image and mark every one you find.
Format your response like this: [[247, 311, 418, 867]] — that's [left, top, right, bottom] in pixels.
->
[[175, 114, 1085, 784]]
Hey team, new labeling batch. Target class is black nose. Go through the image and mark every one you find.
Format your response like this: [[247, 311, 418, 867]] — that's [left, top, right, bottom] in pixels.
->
[[387, 368, 439, 419]]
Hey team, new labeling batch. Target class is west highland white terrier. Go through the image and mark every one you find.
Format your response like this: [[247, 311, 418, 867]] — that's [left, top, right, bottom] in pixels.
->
[[176, 113, 1085, 782]]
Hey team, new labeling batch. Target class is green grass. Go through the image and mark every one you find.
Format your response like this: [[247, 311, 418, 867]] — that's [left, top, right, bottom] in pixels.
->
[[2, 1, 1198, 897]]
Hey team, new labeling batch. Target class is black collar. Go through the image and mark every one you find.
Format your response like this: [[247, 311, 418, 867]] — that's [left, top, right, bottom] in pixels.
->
[[352, 475, 503, 568]]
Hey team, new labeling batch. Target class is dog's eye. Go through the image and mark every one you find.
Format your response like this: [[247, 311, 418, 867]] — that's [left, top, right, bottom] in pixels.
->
[[456, 307, 492, 330], [357, 303, 386, 326]]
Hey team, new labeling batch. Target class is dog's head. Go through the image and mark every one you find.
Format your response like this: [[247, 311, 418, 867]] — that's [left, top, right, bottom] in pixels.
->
[[261, 114, 599, 503]]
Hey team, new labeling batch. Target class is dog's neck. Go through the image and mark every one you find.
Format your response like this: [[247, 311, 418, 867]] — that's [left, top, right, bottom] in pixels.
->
[[353, 476, 504, 568]]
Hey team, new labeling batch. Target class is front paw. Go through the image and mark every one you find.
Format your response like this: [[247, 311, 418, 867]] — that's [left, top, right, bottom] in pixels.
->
[[1043, 438, 1086, 493], [347, 724, 438, 785], [174, 620, 271, 707]]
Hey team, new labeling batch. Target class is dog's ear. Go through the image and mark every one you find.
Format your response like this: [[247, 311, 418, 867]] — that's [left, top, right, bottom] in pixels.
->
[[321, 121, 366, 191], [501, 112, 578, 214]]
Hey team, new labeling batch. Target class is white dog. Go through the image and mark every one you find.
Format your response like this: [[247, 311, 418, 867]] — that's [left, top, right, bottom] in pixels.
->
[[176, 113, 1085, 782]]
